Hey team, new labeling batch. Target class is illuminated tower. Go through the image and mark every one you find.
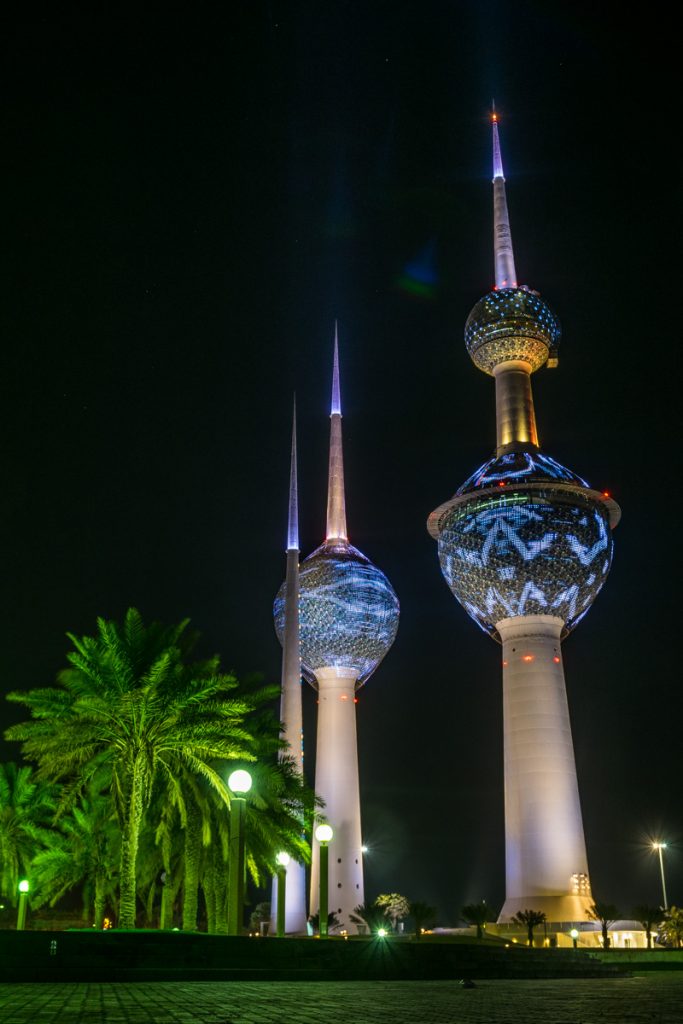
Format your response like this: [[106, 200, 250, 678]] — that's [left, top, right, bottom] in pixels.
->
[[274, 328, 400, 930], [271, 400, 308, 934], [427, 111, 620, 922]]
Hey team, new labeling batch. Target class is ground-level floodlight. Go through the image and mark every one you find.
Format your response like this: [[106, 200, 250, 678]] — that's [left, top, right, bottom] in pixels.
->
[[570, 928, 579, 949], [275, 852, 290, 937], [314, 824, 334, 937], [227, 770, 253, 935], [17, 880, 30, 931]]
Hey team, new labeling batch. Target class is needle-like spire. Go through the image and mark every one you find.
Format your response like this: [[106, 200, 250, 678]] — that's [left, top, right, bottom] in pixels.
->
[[326, 322, 348, 542], [491, 105, 518, 289], [286, 396, 299, 551]]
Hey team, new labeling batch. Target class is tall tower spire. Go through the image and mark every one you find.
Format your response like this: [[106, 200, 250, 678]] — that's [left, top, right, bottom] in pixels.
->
[[326, 322, 347, 542], [428, 110, 620, 927], [491, 106, 518, 290], [274, 329, 399, 933], [271, 396, 307, 934]]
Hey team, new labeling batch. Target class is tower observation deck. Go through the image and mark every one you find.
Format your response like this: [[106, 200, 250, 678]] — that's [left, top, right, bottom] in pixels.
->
[[427, 111, 620, 923]]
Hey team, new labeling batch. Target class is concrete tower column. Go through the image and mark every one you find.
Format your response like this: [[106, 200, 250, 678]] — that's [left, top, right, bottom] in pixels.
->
[[309, 666, 364, 929], [493, 360, 539, 451], [497, 615, 593, 922]]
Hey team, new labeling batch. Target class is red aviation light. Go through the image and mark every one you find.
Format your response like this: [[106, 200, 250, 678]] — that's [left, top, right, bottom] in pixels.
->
[[498, 481, 506, 487], [502, 659, 508, 667], [491, 112, 498, 123], [603, 491, 610, 498], [354, 697, 358, 704], [522, 654, 534, 663], [553, 656, 561, 664]]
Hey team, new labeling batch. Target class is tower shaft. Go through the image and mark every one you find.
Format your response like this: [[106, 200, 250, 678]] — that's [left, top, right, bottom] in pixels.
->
[[309, 666, 364, 929], [493, 360, 539, 452], [326, 328, 347, 541], [492, 116, 517, 290], [497, 616, 592, 922], [271, 405, 307, 934]]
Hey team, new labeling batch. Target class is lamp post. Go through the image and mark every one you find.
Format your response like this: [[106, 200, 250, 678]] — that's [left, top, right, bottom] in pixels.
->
[[227, 769, 252, 935], [314, 824, 333, 937], [275, 852, 290, 937], [569, 928, 579, 949], [653, 841, 668, 910], [17, 880, 29, 931]]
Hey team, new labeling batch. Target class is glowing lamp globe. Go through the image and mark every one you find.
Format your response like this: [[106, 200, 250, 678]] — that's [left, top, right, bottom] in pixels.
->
[[228, 769, 252, 794], [315, 824, 334, 844], [274, 541, 399, 688], [276, 851, 290, 867], [18, 880, 30, 894], [465, 287, 561, 373]]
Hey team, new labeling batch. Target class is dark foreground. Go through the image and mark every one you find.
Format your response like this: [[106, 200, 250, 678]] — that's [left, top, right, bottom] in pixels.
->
[[1, 976, 682, 1024]]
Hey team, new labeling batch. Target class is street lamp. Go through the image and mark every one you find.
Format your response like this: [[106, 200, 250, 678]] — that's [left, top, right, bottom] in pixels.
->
[[314, 824, 333, 937], [569, 928, 579, 949], [227, 769, 252, 935], [17, 879, 30, 931], [275, 852, 290, 937], [652, 841, 668, 910]]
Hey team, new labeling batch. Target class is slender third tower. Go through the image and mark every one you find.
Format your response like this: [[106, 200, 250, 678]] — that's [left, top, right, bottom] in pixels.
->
[[428, 111, 620, 922], [275, 328, 400, 931], [271, 399, 308, 934]]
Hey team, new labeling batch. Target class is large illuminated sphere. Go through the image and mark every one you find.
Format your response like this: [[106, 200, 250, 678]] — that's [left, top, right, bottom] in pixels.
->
[[428, 450, 618, 640], [274, 541, 399, 688], [465, 287, 561, 373]]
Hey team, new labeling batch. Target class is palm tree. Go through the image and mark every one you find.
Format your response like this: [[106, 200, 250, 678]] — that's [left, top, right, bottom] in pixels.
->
[[0, 762, 55, 905], [375, 892, 411, 932], [632, 905, 664, 949], [349, 901, 389, 934], [660, 906, 683, 948], [511, 908, 547, 946], [31, 791, 119, 928], [5, 609, 270, 929], [409, 900, 437, 939], [461, 901, 491, 940], [588, 901, 619, 949]]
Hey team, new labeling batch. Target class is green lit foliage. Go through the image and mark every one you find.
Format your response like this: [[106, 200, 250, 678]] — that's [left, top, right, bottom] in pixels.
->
[[5, 609, 272, 929], [375, 892, 411, 931], [461, 901, 493, 940], [511, 908, 547, 946], [349, 900, 389, 933], [632, 905, 664, 949], [659, 906, 683, 948], [31, 788, 119, 929], [0, 763, 55, 906]]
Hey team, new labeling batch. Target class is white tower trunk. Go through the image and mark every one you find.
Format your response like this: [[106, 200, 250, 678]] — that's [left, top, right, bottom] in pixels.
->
[[497, 615, 593, 922], [309, 666, 364, 931]]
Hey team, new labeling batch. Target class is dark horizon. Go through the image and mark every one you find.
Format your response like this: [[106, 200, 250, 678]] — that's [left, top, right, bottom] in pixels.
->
[[2, 4, 679, 924]]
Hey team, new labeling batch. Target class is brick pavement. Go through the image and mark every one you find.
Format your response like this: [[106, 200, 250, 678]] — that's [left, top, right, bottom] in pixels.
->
[[0, 976, 681, 1024]]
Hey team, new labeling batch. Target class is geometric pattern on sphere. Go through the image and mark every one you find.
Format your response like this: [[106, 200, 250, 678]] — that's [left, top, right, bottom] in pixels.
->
[[273, 541, 399, 688], [437, 495, 612, 640], [457, 449, 589, 495], [465, 287, 562, 374]]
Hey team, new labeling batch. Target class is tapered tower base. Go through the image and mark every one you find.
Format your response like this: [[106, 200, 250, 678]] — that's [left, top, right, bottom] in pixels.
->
[[497, 615, 592, 924], [310, 666, 364, 931]]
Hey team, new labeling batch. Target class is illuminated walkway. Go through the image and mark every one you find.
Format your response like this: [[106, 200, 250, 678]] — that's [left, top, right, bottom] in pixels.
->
[[1, 976, 682, 1023]]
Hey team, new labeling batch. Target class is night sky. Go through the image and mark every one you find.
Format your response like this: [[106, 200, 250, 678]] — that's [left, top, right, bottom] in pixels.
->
[[2, 4, 679, 923]]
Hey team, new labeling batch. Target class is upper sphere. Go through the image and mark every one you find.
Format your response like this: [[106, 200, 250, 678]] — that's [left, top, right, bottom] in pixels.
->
[[465, 287, 561, 374], [274, 541, 399, 689]]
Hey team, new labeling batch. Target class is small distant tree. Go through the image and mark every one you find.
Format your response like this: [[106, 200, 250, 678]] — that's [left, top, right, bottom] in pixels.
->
[[409, 901, 437, 939], [461, 901, 492, 940], [511, 908, 547, 947], [659, 906, 683, 949], [376, 893, 410, 932], [349, 901, 388, 933], [249, 901, 271, 933], [588, 901, 619, 949], [308, 911, 340, 935], [632, 905, 664, 949]]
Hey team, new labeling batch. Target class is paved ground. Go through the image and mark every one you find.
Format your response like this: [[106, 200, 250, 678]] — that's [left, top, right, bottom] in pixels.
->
[[0, 976, 682, 1024]]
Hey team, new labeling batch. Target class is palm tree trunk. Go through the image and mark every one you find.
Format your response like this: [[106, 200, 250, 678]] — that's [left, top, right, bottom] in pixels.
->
[[94, 874, 106, 930], [214, 858, 229, 935], [118, 761, 145, 929], [182, 802, 202, 931]]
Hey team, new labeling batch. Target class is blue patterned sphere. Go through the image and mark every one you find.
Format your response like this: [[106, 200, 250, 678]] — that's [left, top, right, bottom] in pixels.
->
[[274, 541, 399, 688], [431, 452, 615, 640], [465, 287, 561, 374]]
